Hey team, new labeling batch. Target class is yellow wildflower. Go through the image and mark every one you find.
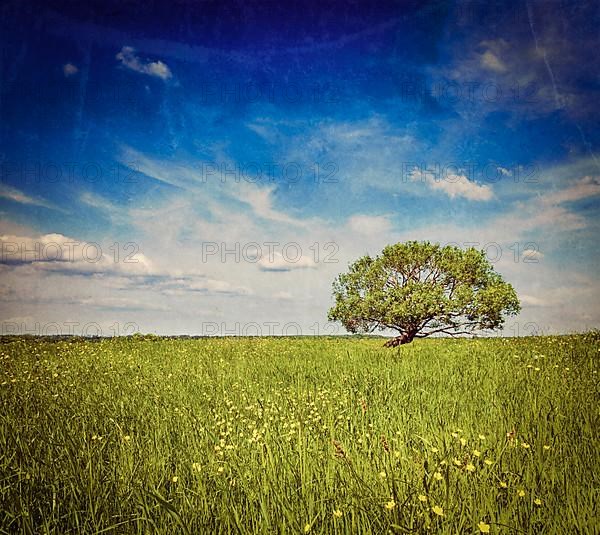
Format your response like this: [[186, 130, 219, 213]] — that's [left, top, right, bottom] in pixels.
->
[[418, 494, 427, 502], [478, 434, 486, 441], [433, 472, 443, 481], [534, 498, 542, 506], [499, 481, 508, 488], [466, 463, 475, 472], [478, 521, 491, 533], [473, 450, 481, 457], [172, 476, 178, 483], [333, 509, 343, 518], [304, 523, 311, 533], [484, 459, 493, 466], [431, 505, 444, 516], [460, 438, 467, 447], [385, 500, 396, 510], [518, 489, 525, 497]]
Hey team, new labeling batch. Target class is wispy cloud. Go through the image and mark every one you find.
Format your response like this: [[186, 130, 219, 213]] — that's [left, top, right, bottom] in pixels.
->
[[120, 146, 309, 227], [258, 251, 316, 272], [79, 191, 130, 225], [230, 183, 308, 227], [348, 215, 392, 235], [0, 184, 58, 210], [62, 62, 78, 76], [480, 50, 507, 73], [410, 169, 494, 201], [541, 175, 600, 205], [116, 46, 172, 80]]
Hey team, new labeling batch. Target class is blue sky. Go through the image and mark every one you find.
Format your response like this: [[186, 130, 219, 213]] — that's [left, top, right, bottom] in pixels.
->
[[0, 0, 599, 336]]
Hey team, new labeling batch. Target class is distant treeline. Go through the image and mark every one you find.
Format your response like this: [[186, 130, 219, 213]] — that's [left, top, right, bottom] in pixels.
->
[[0, 333, 387, 344]]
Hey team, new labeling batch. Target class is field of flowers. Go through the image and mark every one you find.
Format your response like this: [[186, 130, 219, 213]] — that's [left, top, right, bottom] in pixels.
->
[[0, 334, 598, 534]]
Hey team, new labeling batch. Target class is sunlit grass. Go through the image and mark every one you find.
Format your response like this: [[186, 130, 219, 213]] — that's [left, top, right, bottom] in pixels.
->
[[0, 333, 598, 533]]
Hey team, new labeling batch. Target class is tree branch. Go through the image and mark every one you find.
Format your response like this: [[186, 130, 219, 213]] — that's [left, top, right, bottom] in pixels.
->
[[416, 328, 475, 338], [417, 322, 479, 337]]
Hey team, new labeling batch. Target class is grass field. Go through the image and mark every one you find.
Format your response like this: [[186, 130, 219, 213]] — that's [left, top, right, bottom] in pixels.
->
[[0, 334, 598, 534]]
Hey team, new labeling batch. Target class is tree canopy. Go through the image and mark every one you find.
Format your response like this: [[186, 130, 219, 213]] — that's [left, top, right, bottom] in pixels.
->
[[328, 241, 520, 346]]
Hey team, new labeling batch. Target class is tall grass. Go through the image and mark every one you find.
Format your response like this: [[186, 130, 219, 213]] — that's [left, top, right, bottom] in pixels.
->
[[1, 334, 598, 533]]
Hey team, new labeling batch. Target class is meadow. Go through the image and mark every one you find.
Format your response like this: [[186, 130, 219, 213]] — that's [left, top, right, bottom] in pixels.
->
[[0, 334, 598, 534]]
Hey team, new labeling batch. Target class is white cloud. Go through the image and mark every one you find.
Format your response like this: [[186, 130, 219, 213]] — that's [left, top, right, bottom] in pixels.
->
[[348, 215, 392, 235], [0, 184, 57, 210], [63, 63, 78, 77], [0, 230, 252, 299], [521, 248, 544, 261], [411, 169, 494, 201], [541, 175, 600, 205], [481, 50, 507, 73], [146, 61, 171, 80], [80, 191, 115, 211], [0, 232, 154, 275], [230, 183, 307, 227], [120, 147, 308, 228], [152, 277, 252, 296], [508, 201, 586, 233], [257, 251, 317, 272], [79, 191, 130, 225], [116, 46, 172, 80], [76, 296, 170, 311]]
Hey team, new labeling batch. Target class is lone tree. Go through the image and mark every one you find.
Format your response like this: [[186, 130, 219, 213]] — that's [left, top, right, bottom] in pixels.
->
[[328, 241, 520, 347]]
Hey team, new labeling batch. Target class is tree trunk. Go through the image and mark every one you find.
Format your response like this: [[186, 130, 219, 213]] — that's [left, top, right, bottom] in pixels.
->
[[383, 332, 414, 347]]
